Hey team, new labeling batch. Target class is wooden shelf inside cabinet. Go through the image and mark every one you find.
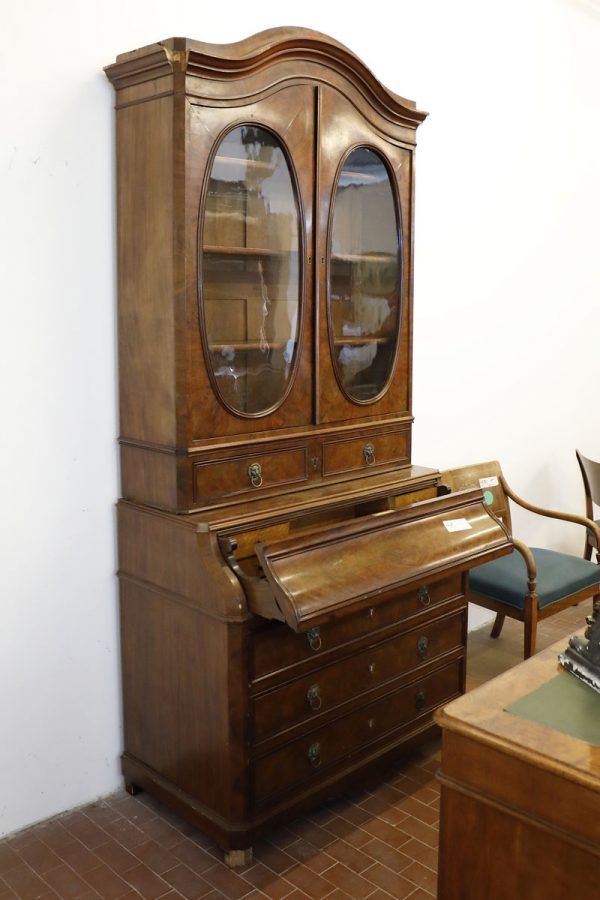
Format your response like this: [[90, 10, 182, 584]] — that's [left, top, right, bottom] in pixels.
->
[[213, 154, 277, 172], [331, 253, 397, 264], [333, 337, 392, 346], [208, 341, 294, 351], [203, 245, 297, 258]]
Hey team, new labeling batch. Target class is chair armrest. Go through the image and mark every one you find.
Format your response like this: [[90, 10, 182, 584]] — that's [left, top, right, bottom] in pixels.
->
[[500, 474, 600, 551], [511, 537, 537, 594]]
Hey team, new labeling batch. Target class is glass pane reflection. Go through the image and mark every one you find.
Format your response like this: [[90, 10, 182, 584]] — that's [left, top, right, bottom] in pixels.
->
[[201, 126, 301, 416], [329, 147, 401, 402]]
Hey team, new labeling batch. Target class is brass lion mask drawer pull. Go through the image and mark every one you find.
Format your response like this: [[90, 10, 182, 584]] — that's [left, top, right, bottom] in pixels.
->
[[415, 688, 427, 710], [418, 586, 431, 606], [306, 684, 322, 710], [248, 462, 263, 487], [363, 442, 375, 465], [307, 742, 321, 768], [306, 627, 322, 651]]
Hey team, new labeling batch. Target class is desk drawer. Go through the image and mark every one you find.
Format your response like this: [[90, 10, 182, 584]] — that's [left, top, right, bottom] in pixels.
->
[[252, 573, 463, 682], [253, 611, 464, 742], [193, 447, 308, 503], [323, 429, 409, 476], [254, 660, 461, 804]]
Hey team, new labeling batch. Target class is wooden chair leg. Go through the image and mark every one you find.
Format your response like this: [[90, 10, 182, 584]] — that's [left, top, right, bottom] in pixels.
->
[[524, 597, 538, 659], [490, 614, 505, 639]]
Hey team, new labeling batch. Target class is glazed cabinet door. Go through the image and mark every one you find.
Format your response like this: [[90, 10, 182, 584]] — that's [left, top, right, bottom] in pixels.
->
[[187, 85, 315, 441], [317, 87, 413, 426]]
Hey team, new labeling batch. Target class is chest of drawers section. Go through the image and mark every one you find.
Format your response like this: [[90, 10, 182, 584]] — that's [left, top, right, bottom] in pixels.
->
[[249, 574, 466, 808]]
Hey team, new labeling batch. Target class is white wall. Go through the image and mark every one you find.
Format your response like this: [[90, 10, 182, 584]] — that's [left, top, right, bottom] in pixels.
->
[[2, 0, 599, 838]]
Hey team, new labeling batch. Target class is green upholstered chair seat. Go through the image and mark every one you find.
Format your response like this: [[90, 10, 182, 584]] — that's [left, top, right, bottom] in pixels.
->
[[470, 548, 600, 611]]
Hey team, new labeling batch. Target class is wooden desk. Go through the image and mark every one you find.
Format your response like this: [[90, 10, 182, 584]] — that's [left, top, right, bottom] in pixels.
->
[[435, 639, 600, 899]]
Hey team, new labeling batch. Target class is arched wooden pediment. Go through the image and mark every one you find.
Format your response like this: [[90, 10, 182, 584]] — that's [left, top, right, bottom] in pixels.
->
[[105, 28, 427, 129]]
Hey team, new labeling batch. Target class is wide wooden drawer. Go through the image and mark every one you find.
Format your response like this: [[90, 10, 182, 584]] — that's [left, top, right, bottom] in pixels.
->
[[252, 573, 463, 682], [254, 660, 462, 804], [253, 610, 464, 743], [193, 447, 308, 503], [322, 429, 409, 476]]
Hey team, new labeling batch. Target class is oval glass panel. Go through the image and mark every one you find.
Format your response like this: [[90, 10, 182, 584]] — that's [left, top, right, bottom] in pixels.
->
[[200, 125, 302, 416], [329, 147, 401, 402]]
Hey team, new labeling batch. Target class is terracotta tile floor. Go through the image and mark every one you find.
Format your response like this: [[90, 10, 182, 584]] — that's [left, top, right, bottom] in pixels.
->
[[0, 604, 586, 899]]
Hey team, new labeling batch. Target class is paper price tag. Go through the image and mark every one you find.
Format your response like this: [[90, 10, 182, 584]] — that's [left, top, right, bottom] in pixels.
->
[[443, 518, 472, 533], [479, 476, 499, 488]]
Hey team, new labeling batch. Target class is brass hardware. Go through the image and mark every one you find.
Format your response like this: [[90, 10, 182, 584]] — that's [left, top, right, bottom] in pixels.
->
[[415, 688, 427, 710], [418, 586, 431, 606], [368, 663, 376, 674], [368, 607, 375, 617], [311, 455, 319, 471], [363, 442, 375, 465], [307, 742, 321, 767], [306, 684, 322, 711], [306, 627, 322, 651], [248, 462, 263, 488], [417, 636, 429, 658], [367, 718, 375, 729]]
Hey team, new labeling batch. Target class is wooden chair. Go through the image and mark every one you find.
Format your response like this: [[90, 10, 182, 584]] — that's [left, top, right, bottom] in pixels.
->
[[439, 461, 600, 659], [576, 450, 600, 561]]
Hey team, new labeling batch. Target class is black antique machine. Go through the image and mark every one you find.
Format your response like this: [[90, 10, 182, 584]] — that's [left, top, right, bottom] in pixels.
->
[[559, 604, 600, 694]]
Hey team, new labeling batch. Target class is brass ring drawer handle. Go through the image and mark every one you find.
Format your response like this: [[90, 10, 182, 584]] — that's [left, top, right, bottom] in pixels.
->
[[417, 636, 429, 658], [363, 442, 375, 465], [306, 627, 322, 652], [306, 684, 322, 711], [307, 742, 321, 768], [418, 586, 431, 606], [248, 462, 263, 488], [415, 688, 427, 711]]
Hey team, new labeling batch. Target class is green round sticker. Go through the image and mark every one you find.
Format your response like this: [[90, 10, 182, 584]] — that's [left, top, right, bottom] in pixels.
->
[[483, 490, 494, 506]]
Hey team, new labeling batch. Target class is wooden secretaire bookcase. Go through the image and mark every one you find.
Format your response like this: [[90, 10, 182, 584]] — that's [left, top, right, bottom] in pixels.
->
[[105, 29, 510, 864]]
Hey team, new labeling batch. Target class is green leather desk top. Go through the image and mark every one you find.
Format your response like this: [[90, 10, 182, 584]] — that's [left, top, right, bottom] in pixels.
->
[[506, 669, 600, 747]]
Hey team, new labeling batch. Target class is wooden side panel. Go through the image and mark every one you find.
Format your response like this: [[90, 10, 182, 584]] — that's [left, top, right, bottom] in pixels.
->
[[117, 502, 246, 620], [120, 581, 243, 817], [117, 96, 176, 446], [441, 730, 600, 848], [120, 444, 179, 510], [121, 582, 229, 805], [437, 786, 600, 899]]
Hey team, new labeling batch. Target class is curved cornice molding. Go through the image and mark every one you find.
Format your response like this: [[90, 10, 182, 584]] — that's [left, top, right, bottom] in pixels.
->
[[105, 28, 428, 129]]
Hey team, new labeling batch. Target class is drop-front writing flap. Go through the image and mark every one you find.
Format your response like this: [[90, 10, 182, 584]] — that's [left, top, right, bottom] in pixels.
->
[[254, 488, 512, 633]]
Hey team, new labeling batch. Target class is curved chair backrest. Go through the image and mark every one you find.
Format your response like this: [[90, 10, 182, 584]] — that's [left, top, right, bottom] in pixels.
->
[[576, 450, 600, 520], [439, 460, 512, 533]]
